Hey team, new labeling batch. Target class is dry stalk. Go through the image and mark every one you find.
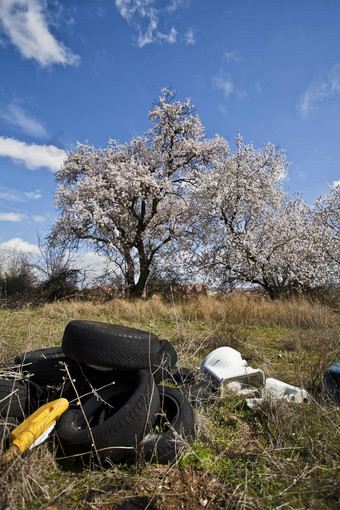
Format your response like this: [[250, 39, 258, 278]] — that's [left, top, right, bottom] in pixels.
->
[[60, 361, 103, 469]]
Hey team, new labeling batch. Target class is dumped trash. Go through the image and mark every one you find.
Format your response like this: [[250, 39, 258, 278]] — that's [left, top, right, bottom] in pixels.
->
[[0, 321, 197, 467], [0, 327, 326, 467], [201, 346, 265, 397], [200, 346, 311, 406], [246, 378, 311, 409], [2, 398, 69, 464], [323, 362, 340, 404]]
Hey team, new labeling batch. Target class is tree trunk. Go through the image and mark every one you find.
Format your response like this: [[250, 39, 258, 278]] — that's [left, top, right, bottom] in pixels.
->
[[130, 263, 150, 298], [124, 250, 137, 297]]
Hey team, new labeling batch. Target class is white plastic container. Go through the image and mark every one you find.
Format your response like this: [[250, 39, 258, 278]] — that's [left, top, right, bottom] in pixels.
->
[[246, 377, 311, 408], [200, 346, 247, 382], [263, 378, 310, 403], [200, 346, 266, 396]]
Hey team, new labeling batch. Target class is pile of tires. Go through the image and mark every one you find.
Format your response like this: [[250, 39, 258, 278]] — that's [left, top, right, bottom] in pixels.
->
[[0, 320, 214, 466]]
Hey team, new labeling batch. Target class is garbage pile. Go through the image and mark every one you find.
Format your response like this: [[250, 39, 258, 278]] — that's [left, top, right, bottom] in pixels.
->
[[0, 320, 205, 466], [1, 322, 338, 467], [200, 346, 311, 407], [200, 345, 340, 408]]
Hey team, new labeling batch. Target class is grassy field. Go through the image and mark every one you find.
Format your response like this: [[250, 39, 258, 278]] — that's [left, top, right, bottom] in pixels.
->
[[0, 295, 339, 510]]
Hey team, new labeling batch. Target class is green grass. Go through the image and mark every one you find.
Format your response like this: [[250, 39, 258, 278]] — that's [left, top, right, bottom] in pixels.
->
[[0, 295, 339, 509]]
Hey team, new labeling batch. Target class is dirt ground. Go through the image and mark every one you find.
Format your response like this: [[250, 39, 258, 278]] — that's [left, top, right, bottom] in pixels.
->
[[93, 466, 226, 510]]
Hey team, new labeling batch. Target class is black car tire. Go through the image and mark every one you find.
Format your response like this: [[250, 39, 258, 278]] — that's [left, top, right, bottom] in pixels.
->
[[152, 340, 177, 384], [62, 321, 160, 369], [170, 366, 197, 386], [56, 370, 160, 465], [15, 347, 64, 365], [23, 357, 116, 387], [136, 385, 195, 464], [0, 378, 45, 419]]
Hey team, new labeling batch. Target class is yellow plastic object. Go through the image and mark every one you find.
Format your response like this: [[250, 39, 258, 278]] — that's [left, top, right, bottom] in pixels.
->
[[2, 398, 69, 464]]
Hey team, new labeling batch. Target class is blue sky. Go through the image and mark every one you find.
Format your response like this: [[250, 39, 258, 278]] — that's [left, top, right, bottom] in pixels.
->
[[0, 0, 339, 262]]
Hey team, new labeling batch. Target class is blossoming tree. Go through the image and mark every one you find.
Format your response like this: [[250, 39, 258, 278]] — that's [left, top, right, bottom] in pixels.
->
[[194, 135, 330, 298], [50, 89, 337, 299], [50, 89, 224, 297], [313, 184, 340, 274]]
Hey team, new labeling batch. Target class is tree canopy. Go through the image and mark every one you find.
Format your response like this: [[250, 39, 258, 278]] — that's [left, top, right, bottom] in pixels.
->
[[193, 135, 334, 298], [50, 89, 339, 298], [50, 88, 225, 297]]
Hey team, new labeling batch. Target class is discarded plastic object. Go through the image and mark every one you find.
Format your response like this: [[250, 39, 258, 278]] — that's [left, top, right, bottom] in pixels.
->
[[264, 378, 310, 402], [221, 370, 266, 398], [2, 398, 69, 464], [323, 363, 340, 403], [200, 346, 266, 398], [246, 377, 310, 409], [200, 347, 247, 382]]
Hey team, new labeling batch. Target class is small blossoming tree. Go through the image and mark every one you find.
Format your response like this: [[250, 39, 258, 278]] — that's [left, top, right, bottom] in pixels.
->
[[50, 89, 225, 297], [193, 135, 331, 298]]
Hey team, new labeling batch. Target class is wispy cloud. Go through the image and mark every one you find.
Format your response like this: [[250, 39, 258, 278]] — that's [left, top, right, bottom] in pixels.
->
[[333, 179, 340, 187], [25, 190, 41, 199], [0, 212, 27, 222], [32, 214, 46, 222], [157, 26, 177, 45], [0, 136, 66, 171], [1, 103, 46, 137], [0, 237, 40, 254], [213, 70, 234, 98], [223, 49, 243, 63], [0, 186, 41, 202], [115, 0, 185, 47], [0, 0, 80, 66], [184, 28, 195, 45], [0, 188, 22, 202], [167, 0, 186, 13], [298, 64, 340, 118]]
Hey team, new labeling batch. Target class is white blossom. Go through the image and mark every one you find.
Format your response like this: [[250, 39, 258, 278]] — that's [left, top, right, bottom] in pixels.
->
[[193, 135, 332, 297], [51, 88, 223, 297]]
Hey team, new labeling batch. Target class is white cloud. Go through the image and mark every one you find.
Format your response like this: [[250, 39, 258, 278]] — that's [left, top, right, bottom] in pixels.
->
[[213, 70, 234, 98], [0, 136, 66, 171], [0, 237, 40, 254], [1, 103, 46, 137], [32, 214, 46, 222], [333, 179, 340, 188], [213, 69, 247, 102], [68, 250, 113, 286], [298, 64, 340, 118], [0, 0, 80, 66], [25, 189, 42, 200], [156, 26, 177, 44], [0, 186, 42, 201], [298, 82, 329, 119], [0, 189, 22, 201], [184, 28, 194, 45], [167, 0, 186, 13], [255, 81, 262, 94], [0, 239, 113, 285], [0, 212, 27, 221], [224, 50, 243, 63], [25, 190, 41, 199], [76, 251, 108, 270], [115, 0, 181, 47]]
